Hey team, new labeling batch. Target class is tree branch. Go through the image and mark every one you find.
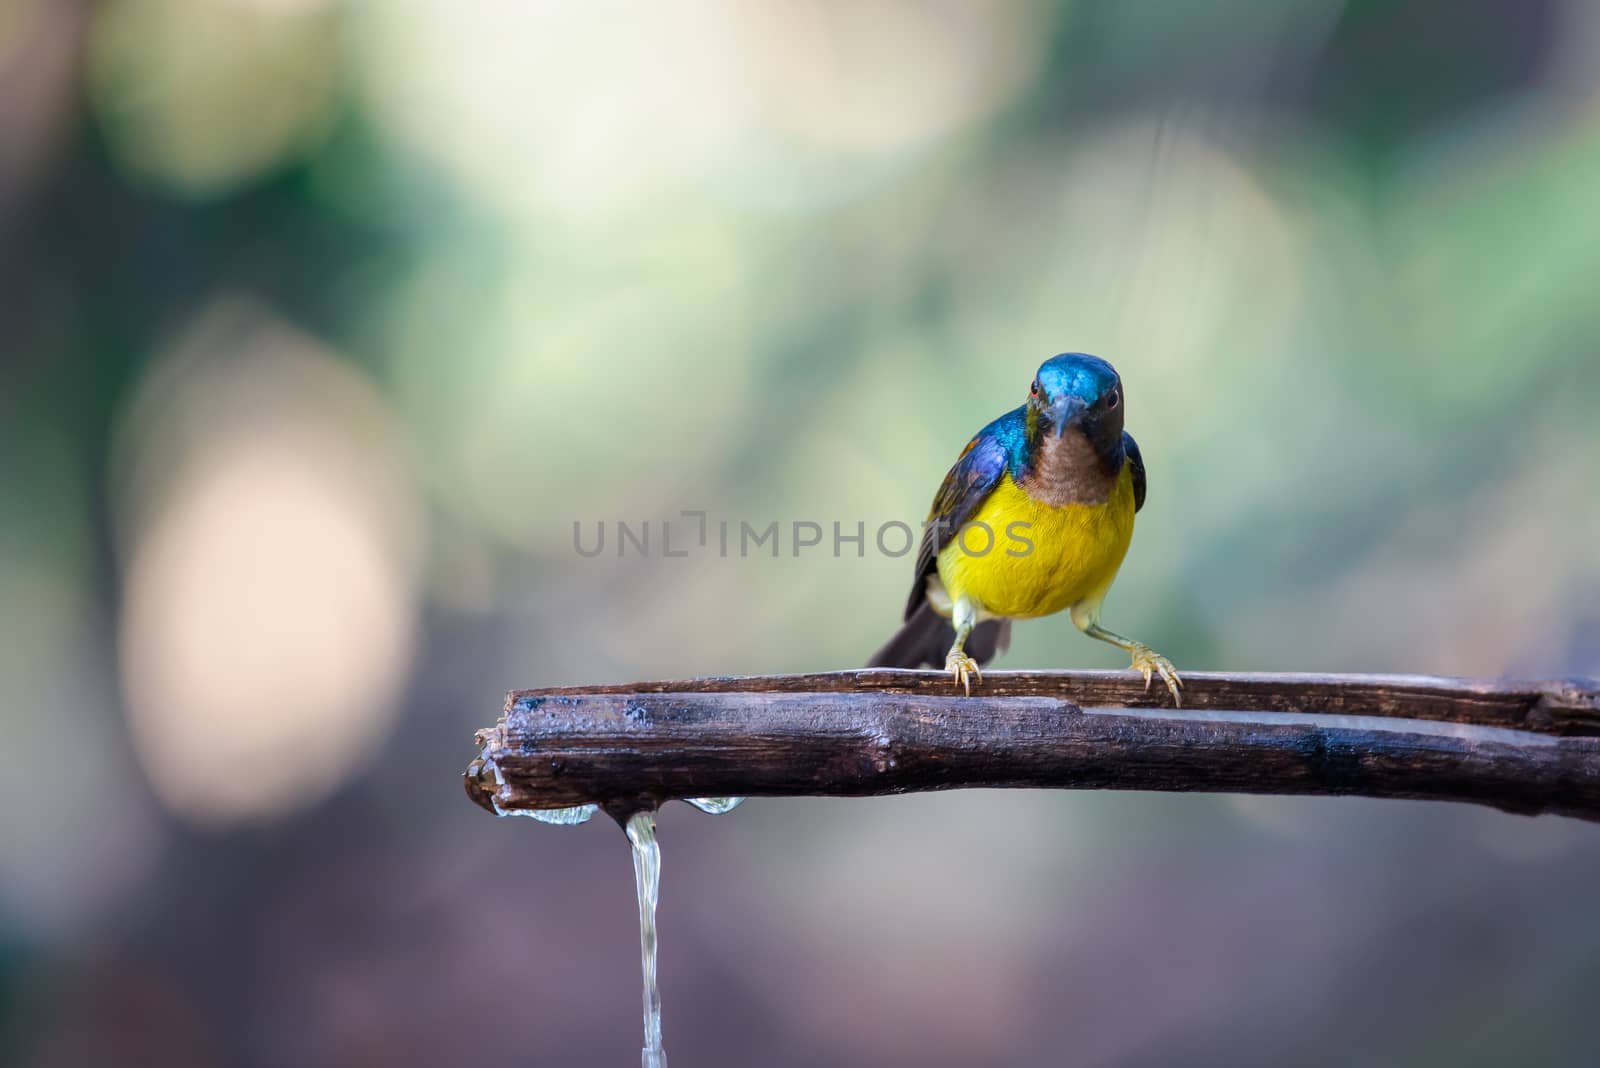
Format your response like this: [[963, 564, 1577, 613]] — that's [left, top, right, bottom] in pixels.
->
[[466, 670, 1600, 822]]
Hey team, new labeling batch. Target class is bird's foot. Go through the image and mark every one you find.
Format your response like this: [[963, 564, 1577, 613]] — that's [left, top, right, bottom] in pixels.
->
[[944, 651, 982, 696], [1129, 645, 1183, 706]]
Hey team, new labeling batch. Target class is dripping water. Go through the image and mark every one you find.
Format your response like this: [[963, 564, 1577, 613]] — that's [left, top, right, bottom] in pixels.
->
[[626, 811, 666, 1068], [476, 743, 750, 1062]]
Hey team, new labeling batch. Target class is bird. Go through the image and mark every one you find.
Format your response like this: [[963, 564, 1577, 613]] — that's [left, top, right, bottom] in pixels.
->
[[868, 352, 1181, 703]]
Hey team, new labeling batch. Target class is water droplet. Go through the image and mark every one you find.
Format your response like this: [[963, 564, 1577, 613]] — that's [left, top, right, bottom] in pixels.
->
[[685, 797, 745, 815], [523, 804, 599, 825], [626, 811, 667, 1067], [479, 744, 598, 824]]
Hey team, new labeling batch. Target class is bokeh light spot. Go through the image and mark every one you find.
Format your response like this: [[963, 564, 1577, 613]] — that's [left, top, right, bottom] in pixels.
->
[[88, 0, 340, 196], [116, 297, 424, 825]]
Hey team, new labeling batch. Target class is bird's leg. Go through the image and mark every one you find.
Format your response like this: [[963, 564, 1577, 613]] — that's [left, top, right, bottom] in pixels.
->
[[1072, 611, 1182, 706], [944, 596, 982, 695]]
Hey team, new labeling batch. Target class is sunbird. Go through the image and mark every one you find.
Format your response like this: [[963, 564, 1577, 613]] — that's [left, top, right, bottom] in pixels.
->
[[869, 353, 1181, 703]]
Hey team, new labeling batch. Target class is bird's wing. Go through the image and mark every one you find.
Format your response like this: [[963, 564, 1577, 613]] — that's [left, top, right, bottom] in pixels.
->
[[902, 431, 1010, 620], [1122, 430, 1146, 513]]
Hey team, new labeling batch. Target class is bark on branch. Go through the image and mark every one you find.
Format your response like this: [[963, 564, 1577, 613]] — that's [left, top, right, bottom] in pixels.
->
[[465, 670, 1600, 822]]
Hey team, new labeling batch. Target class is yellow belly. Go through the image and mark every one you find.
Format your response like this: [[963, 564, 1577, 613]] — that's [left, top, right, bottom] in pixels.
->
[[936, 466, 1136, 620]]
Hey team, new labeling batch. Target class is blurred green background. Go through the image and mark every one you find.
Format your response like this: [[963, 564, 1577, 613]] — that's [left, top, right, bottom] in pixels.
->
[[4, 0, 1600, 1065]]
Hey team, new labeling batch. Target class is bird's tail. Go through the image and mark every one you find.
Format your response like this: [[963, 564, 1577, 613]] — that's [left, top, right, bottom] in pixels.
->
[[867, 602, 1011, 669]]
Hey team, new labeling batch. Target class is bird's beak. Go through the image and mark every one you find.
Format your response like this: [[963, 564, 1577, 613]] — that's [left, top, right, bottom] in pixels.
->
[[1047, 395, 1084, 437]]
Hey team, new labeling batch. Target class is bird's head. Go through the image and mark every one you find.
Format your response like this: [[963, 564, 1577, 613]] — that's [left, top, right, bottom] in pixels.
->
[[1028, 353, 1124, 440]]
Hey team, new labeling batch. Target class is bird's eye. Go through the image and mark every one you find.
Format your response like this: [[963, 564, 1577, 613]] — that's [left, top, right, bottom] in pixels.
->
[[1030, 380, 1040, 397], [1104, 388, 1119, 410]]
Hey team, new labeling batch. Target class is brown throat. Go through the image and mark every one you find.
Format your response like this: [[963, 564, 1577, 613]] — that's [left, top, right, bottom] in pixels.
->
[[1020, 429, 1118, 506]]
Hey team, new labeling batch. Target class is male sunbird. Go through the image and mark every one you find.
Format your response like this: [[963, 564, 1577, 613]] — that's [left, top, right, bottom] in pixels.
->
[[869, 353, 1182, 703]]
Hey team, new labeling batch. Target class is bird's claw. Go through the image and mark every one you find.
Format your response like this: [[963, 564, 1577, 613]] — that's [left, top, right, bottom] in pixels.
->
[[945, 652, 982, 696], [1130, 645, 1183, 706]]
